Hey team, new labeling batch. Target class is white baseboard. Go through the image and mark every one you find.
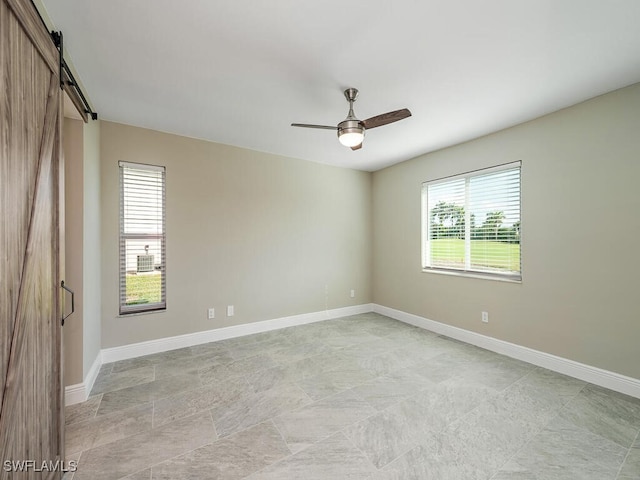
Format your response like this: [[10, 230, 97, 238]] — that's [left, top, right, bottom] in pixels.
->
[[64, 383, 85, 406], [84, 351, 102, 396], [102, 303, 374, 364], [64, 351, 102, 406], [373, 304, 640, 399]]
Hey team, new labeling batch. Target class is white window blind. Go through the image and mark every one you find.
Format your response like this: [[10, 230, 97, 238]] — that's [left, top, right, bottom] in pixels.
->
[[119, 162, 166, 314], [422, 162, 521, 281]]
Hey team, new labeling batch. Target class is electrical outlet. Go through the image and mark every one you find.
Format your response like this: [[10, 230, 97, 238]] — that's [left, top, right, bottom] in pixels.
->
[[481, 311, 489, 323], [227, 305, 234, 317], [208, 308, 215, 319], [350, 289, 355, 298]]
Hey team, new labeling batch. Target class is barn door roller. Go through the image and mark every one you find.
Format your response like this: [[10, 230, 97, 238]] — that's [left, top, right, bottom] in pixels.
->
[[50, 30, 98, 121]]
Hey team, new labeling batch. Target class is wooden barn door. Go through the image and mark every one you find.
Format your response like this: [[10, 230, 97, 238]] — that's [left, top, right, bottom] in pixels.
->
[[0, 0, 64, 478]]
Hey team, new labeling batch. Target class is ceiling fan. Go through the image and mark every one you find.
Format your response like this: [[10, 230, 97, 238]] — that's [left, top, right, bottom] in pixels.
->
[[291, 88, 411, 150]]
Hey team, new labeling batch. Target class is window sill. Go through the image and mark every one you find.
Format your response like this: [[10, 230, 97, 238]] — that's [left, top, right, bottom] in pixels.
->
[[118, 308, 166, 318], [422, 268, 522, 284]]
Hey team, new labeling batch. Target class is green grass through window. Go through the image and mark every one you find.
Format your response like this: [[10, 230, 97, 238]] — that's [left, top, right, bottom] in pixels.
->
[[125, 272, 163, 305], [430, 239, 520, 272]]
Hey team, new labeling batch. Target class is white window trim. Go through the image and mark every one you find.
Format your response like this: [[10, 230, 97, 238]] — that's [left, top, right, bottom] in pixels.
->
[[119, 161, 167, 314], [421, 161, 522, 283]]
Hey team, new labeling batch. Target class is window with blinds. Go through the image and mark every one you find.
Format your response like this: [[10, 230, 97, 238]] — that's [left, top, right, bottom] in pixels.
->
[[422, 161, 521, 281], [119, 162, 166, 314]]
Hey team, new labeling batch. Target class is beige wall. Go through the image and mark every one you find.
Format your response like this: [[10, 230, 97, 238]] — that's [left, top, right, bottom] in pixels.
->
[[63, 119, 84, 385], [82, 120, 102, 375], [63, 118, 102, 387], [372, 82, 640, 380], [100, 122, 372, 348]]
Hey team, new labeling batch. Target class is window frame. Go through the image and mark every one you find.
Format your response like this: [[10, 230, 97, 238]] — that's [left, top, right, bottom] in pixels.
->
[[119, 161, 167, 315], [421, 161, 522, 282]]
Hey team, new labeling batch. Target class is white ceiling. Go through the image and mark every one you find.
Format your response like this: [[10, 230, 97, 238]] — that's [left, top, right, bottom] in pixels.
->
[[42, 0, 640, 171]]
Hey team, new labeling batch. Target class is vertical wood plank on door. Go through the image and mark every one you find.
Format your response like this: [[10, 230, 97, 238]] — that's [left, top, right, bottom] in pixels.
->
[[0, 0, 63, 478]]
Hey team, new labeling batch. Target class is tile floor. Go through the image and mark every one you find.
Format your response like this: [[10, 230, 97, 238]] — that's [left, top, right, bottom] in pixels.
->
[[64, 313, 640, 479]]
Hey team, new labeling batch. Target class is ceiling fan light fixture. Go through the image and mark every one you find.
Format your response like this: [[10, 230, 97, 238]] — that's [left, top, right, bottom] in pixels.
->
[[338, 129, 364, 147], [337, 119, 365, 147]]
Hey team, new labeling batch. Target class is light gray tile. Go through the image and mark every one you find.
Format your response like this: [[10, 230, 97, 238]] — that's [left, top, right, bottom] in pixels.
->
[[66, 395, 102, 426], [619, 432, 640, 478], [121, 469, 151, 480], [273, 390, 377, 453], [245, 365, 293, 393], [285, 322, 332, 341], [407, 380, 498, 434], [110, 356, 157, 374], [516, 366, 586, 402], [494, 417, 627, 480], [350, 348, 420, 377], [560, 383, 640, 447], [345, 404, 417, 469], [345, 381, 492, 469], [443, 388, 549, 473], [392, 339, 453, 364], [351, 369, 433, 411], [246, 432, 376, 480], [407, 350, 481, 384], [59, 316, 637, 480], [296, 364, 377, 400], [381, 326, 443, 348], [199, 353, 275, 385], [97, 371, 200, 416], [246, 351, 349, 393], [227, 334, 297, 360], [213, 383, 311, 437], [453, 354, 534, 391], [412, 346, 532, 391], [72, 411, 216, 480], [153, 350, 234, 379], [151, 421, 290, 480], [376, 431, 492, 480], [94, 363, 114, 382], [66, 402, 153, 454], [110, 348, 194, 373], [492, 373, 579, 426], [268, 341, 333, 364], [310, 327, 382, 349], [91, 365, 155, 395], [344, 315, 410, 338], [337, 337, 401, 358], [231, 327, 299, 346], [62, 451, 81, 480], [188, 341, 231, 357], [153, 376, 252, 427]]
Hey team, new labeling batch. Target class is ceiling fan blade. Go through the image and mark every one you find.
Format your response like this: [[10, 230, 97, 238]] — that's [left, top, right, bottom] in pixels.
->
[[362, 108, 411, 130], [351, 143, 363, 151], [291, 123, 337, 130]]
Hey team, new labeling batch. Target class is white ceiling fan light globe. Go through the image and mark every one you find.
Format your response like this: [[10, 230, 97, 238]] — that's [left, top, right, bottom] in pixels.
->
[[337, 118, 365, 147], [338, 129, 365, 147]]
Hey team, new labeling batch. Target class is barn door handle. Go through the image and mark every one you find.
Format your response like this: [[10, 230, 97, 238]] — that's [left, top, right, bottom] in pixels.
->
[[61, 281, 75, 326]]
